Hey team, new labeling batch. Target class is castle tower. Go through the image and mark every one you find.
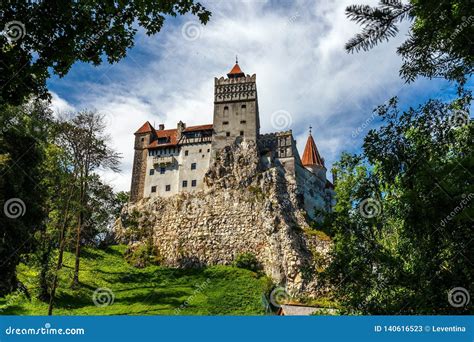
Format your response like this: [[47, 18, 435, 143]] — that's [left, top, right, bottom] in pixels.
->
[[130, 121, 156, 202], [211, 60, 260, 156], [301, 127, 326, 180]]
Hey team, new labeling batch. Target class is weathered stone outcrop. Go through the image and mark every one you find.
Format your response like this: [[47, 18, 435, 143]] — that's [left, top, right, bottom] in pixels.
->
[[116, 141, 330, 295]]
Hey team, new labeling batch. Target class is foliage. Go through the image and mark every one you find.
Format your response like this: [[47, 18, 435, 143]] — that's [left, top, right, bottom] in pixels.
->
[[0, 1, 211, 106], [55, 110, 121, 287], [124, 241, 162, 268], [0, 101, 51, 296], [345, 0, 473, 84], [233, 252, 261, 272], [0, 245, 270, 315], [324, 93, 473, 314]]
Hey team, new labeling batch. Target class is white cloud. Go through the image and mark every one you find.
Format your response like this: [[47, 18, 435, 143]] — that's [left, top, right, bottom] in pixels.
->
[[50, 91, 75, 115], [52, 0, 428, 191]]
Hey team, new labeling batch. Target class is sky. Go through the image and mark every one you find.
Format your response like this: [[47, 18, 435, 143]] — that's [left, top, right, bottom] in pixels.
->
[[47, 0, 457, 192]]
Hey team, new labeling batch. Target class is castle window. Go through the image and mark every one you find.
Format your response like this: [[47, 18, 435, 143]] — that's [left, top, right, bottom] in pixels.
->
[[149, 169, 154, 175], [226, 132, 230, 137], [141, 137, 145, 142], [207, 149, 210, 152], [241, 104, 246, 109], [240, 120, 246, 124], [240, 131, 244, 136], [191, 163, 197, 170], [191, 180, 197, 187], [182, 180, 188, 188], [185, 150, 189, 156], [160, 167, 166, 174], [199, 149, 202, 153], [223, 121, 229, 125], [165, 185, 171, 192], [151, 186, 157, 193]]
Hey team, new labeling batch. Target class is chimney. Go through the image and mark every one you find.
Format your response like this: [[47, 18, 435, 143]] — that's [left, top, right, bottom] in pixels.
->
[[158, 124, 165, 130], [177, 121, 186, 140]]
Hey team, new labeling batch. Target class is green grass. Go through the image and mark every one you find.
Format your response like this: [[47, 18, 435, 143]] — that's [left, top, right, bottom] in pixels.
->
[[0, 245, 273, 315]]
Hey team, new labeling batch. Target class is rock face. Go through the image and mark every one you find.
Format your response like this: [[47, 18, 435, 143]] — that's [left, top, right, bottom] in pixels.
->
[[116, 141, 331, 295]]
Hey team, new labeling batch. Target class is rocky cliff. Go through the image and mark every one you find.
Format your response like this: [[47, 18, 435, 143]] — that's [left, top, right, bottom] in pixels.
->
[[116, 141, 331, 295]]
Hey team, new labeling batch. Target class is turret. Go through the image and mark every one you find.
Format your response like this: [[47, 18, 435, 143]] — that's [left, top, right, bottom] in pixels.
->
[[130, 121, 156, 202], [301, 126, 326, 180]]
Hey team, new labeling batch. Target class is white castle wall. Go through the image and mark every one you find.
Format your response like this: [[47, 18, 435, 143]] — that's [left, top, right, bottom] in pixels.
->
[[144, 143, 211, 198], [177, 143, 212, 193]]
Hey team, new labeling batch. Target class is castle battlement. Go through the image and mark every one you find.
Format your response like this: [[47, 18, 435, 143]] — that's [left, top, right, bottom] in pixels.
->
[[214, 74, 256, 85]]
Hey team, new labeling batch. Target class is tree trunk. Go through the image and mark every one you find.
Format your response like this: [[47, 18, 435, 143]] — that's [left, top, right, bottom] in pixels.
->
[[38, 234, 53, 301], [48, 191, 72, 315], [72, 181, 84, 288]]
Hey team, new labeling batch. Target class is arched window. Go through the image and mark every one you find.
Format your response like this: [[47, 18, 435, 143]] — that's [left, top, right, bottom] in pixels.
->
[[223, 106, 229, 117]]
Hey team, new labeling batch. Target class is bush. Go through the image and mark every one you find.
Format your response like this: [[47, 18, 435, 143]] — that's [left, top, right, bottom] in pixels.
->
[[124, 242, 162, 268], [233, 253, 260, 272]]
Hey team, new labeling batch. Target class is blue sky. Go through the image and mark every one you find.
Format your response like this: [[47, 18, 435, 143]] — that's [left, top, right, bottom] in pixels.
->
[[47, 0, 461, 191]]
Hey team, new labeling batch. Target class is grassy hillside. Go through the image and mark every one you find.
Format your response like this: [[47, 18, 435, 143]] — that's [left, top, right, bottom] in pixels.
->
[[0, 245, 273, 315]]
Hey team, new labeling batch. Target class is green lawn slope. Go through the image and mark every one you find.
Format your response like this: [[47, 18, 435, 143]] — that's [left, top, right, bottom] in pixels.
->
[[0, 245, 273, 315]]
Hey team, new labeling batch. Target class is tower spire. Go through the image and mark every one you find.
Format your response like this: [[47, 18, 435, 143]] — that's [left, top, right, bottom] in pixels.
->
[[227, 58, 245, 78], [301, 127, 324, 167]]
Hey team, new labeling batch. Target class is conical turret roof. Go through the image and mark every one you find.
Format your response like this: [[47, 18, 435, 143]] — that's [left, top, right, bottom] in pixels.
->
[[301, 132, 324, 167]]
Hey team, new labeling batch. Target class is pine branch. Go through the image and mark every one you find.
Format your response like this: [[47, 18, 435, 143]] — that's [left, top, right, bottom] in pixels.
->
[[345, 2, 413, 53]]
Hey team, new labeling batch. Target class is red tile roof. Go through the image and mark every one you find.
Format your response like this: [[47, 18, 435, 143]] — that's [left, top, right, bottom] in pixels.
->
[[141, 123, 213, 148], [134, 121, 154, 134], [227, 63, 245, 78], [148, 128, 178, 148], [184, 124, 213, 132], [301, 134, 324, 167]]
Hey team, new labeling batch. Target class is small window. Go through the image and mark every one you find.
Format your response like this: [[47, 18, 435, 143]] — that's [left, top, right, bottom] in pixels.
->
[[141, 137, 145, 142], [207, 149, 210, 153], [241, 104, 246, 109], [151, 186, 157, 193], [240, 131, 244, 136], [191, 180, 197, 187], [199, 149, 202, 153], [240, 120, 246, 124], [191, 163, 197, 170], [226, 132, 230, 137], [165, 185, 171, 192], [182, 180, 188, 188], [185, 150, 189, 156], [160, 167, 166, 174], [223, 121, 229, 125], [149, 169, 155, 175]]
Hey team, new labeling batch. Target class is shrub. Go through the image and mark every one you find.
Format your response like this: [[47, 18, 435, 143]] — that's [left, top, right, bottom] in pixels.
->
[[233, 253, 260, 272], [124, 241, 162, 268]]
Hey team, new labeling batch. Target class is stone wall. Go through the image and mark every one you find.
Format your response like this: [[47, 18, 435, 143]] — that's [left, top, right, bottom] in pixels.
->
[[117, 140, 331, 295]]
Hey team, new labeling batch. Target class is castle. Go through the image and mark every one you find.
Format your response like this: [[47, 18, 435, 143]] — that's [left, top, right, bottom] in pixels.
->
[[130, 62, 335, 219]]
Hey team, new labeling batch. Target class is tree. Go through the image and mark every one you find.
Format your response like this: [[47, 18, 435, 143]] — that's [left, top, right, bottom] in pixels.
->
[[0, 101, 51, 296], [56, 111, 121, 287], [345, 0, 473, 84], [0, 1, 211, 106], [324, 94, 473, 314]]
